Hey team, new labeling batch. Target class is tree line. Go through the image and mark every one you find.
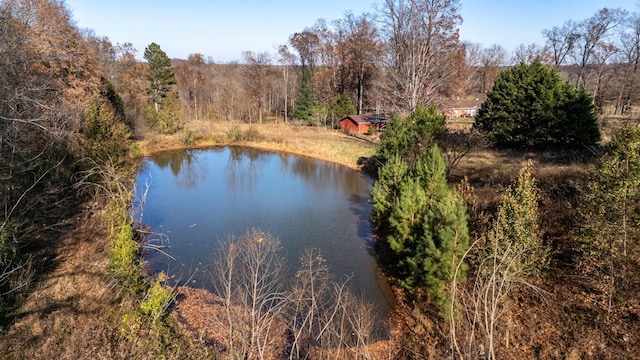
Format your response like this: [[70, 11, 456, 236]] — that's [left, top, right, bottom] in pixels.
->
[[52, 2, 638, 140]]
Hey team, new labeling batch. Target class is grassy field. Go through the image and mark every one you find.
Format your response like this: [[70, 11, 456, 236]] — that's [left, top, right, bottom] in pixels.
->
[[137, 121, 378, 170]]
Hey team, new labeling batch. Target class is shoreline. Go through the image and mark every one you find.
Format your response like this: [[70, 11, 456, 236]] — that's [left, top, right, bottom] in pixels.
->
[[135, 122, 378, 171]]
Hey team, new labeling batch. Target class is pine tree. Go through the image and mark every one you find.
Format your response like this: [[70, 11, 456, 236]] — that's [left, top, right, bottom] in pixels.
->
[[293, 68, 316, 123], [577, 123, 640, 310], [143, 43, 180, 134], [328, 93, 355, 127], [371, 153, 409, 232], [377, 103, 445, 167], [377, 145, 470, 312], [143, 42, 176, 113]]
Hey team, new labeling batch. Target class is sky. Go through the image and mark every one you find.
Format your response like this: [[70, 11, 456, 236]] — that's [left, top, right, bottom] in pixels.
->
[[65, 0, 638, 63]]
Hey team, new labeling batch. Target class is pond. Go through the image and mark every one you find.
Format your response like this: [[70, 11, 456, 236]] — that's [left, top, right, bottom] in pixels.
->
[[133, 146, 393, 318]]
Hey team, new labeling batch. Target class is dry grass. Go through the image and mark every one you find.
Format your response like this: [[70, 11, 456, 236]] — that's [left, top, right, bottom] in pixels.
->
[[138, 121, 377, 170], [0, 122, 378, 359], [0, 205, 213, 359], [6, 119, 632, 359]]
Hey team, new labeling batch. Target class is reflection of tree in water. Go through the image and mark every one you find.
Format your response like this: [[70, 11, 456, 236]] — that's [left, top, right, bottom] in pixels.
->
[[226, 147, 267, 191], [150, 149, 211, 189], [287, 156, 370, 197]]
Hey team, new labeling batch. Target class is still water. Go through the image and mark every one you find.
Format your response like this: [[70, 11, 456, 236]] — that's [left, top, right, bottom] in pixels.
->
[[134, 146, 393, 316]]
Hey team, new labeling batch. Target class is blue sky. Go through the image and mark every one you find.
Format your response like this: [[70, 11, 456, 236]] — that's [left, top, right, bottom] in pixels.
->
[[66, 0, 638, 63]]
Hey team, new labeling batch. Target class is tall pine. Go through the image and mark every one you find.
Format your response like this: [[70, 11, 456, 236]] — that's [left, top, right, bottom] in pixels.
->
[[143, 42, 179, 133], [293, 68, 316, 123], [376, 145, 470, 312], [144, 42, 176, 112]]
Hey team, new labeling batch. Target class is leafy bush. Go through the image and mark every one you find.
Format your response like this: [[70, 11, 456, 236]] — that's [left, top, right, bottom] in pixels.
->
[[377, 103, 445, 168], [140, 272, 173, 324], [475, 59, 600, 148]]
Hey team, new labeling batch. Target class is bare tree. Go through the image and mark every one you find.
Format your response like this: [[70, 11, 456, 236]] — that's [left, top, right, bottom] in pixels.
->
[[442, 128, 489, 176], [290, 30, 321, 72], [242, 51, 274, 123], [334, 12, 382, 114], [378, 0, 463, 113], [210, 229, 287, 359], [277, 45, 297, 123], [287, 248, 380, 360], [572, 8, 628, 87], [542, 20, 581, 67], [510, 43, 550, 65], [479, 44, 508, 93], [174, 54, 206, 121], [614, 13, 640, 115], [458, 41, 483, 95]]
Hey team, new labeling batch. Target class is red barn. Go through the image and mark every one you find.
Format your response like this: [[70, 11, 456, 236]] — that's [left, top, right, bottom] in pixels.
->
[[340, 114, 387, 134]]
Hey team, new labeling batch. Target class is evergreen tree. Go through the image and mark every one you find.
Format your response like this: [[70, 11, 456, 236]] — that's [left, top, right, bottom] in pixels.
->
[[371, 153, 408, 233], [143, 42, 177, 113], [83, 99, 132, 166], [328, 93, 355, 128], [577, 123, 640, 309], [143, 43, 180, 134], [374, 145, 470, 312], [474, 59, 600, 148], [377, 103, 445, 167], [293, 68, 316, 123], [490, 160, 548, 277]]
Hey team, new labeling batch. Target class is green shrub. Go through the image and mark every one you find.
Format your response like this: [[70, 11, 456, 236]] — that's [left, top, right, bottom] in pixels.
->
[[140, 272, 173, 324], [0, 223, 18, 267], [489, 160, 548, 277], [84, 99, 133, 166], [475, 60, 600, 148], [129, 142, 144, 158], [109, 223, 143, 291]]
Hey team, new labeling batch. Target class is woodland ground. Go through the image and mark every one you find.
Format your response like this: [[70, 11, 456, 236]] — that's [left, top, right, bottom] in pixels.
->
[[1, 119, 638, 359]]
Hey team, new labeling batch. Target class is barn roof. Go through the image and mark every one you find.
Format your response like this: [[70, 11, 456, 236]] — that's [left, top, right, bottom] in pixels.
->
[[341, 114, 387, 125]]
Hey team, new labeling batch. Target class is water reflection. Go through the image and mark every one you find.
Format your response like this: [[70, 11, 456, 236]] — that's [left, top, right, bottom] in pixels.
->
[[135, 146, 393, 318], [225, 147, 268, 192], [150, 149, 209, 189]]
